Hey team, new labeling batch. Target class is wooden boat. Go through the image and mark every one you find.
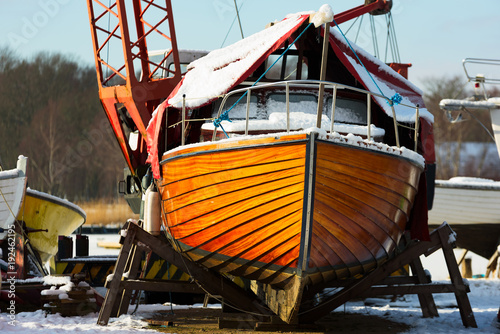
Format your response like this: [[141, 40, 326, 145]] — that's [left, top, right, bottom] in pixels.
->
[[160, 131, 424, 287], [144, 5, 435, 323], [0, 156, 27, 241], [428, 177, 500, 259]]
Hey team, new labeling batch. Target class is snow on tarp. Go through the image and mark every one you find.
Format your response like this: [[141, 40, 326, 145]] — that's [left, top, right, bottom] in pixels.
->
[[166, 13, 311, 109], [146, 13, 310, 178]]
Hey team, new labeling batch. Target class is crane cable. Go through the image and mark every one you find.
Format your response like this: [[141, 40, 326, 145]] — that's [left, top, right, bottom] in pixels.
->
[[220, 1, 246, 48]]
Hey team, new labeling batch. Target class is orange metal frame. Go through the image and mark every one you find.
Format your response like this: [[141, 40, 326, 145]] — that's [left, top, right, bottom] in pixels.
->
[[87, 0, 181, 176], [334, 0, 392, 25]]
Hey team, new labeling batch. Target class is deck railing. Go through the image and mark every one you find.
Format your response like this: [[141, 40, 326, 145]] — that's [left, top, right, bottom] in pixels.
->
[[177, 80, 421, 152]]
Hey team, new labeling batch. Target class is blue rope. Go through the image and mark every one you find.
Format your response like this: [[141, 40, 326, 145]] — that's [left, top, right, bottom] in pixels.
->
[[389, 92, 402, 106], [331, 17, 402, 107], [213, 21, 315, 136]]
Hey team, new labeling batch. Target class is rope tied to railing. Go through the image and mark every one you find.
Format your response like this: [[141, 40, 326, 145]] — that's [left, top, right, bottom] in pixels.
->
[[388, 92, 402, 106], [212, 111, 231, 138]]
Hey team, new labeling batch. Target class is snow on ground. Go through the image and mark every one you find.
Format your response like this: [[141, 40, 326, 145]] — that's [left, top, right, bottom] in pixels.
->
[[1, 233, 498, 333], [344, 279, 500, 334], [1, 280, 498, 333]]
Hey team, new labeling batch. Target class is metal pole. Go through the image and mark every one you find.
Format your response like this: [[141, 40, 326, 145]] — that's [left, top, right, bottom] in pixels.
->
[[245, 90, 251, 136], [182, 94, 186, 146], [367, 93, 371, 141], [391, 105, 400, 147], [414, 105, 420, 151], [330, 85, 337, 134], [233, 0, 244, 39], [316, 23, 330, 129], [286, 82, 290, 133]]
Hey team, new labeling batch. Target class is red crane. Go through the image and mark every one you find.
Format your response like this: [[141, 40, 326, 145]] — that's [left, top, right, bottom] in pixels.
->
[[87, 0, 182, 178]]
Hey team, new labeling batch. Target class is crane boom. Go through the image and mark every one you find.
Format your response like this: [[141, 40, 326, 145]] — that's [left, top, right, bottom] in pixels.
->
[[87, 0, 181, 177]]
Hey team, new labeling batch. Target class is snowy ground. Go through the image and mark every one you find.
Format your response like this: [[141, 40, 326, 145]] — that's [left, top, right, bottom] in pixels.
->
[[1, 233, 498, 333]]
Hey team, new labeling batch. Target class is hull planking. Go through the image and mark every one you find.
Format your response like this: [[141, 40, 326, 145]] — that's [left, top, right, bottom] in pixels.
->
[[158, 132, 423, 288]]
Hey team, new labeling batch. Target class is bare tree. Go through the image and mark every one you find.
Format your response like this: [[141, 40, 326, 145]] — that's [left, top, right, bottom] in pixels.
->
[[1, 49, 126, 200]]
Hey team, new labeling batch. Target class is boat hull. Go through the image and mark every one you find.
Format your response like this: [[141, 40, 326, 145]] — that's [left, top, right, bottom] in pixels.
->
[[428, 180, 500, 258], [159, 132, 423, 287], [0, 160, 27, 240], [17, 189, 86, 264]]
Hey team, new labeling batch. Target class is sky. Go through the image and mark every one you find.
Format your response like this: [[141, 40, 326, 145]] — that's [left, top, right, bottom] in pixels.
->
[[0, 0, 499, 90]]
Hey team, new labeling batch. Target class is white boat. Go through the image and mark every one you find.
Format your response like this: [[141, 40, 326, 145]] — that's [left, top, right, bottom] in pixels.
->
[[0, 156, 27, 240], [428, 177, 500, 258], [0, 156, 86, 278], [434, 58, 500, 259]]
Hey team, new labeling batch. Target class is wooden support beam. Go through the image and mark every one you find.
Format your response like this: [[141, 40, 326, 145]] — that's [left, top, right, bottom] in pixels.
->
[[98, 222, 477, 329], [97, 222, 273, 327], [97, 226, 137, 325], [120, 279, 203, 293], [360, 283, 468, 297], [456, 249, 469, 266], [485, 249, 499, 278], [116, 245, 144, 316], [409, 255, 439, 318], [319, 273, 432, 288], [437, 226, 477, 328], [461, 258, 473, 279], [298, 223, 476, 328], [130, 223, 273, 319]]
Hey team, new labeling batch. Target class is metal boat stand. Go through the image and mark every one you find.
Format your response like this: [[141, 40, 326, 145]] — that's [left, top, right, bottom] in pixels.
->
[[97, 222, 477, 329]]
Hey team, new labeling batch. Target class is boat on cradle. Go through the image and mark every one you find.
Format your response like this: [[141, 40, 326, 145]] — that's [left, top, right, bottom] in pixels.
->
[[435, 58, 500, 259], [145, 4, 436, 323]]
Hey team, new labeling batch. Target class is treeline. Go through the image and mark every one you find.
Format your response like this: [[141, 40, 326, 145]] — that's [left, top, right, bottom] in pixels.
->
[[0, 48, 124, 201]]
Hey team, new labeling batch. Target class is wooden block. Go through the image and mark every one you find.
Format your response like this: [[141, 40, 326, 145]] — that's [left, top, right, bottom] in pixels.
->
[[145, 319, 174, 327]]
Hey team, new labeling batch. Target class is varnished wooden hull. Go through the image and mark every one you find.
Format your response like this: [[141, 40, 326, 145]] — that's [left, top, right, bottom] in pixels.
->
[[159, 133, 423, 288]]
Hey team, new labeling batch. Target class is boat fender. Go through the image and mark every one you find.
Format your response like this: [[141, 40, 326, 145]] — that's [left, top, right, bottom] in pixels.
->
[[144, 184, 161, 236]]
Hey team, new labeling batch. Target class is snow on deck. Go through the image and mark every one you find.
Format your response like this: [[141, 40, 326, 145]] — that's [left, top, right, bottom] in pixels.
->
[[436, 177, 500, 189], [167, 127, 424, 167]]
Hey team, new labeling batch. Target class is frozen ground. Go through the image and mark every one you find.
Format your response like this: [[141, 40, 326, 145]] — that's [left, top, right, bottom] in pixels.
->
[[1, 233, 498, 333]]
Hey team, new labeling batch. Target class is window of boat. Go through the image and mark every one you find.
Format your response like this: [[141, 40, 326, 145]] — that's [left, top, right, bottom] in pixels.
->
[[148, 53, 168, 79], [264, 54, 308, 80], [167, 62, 189, 78], [266, 92, 320, 116], [212, 93, 262, 119], [325, 97, 367, 125]]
